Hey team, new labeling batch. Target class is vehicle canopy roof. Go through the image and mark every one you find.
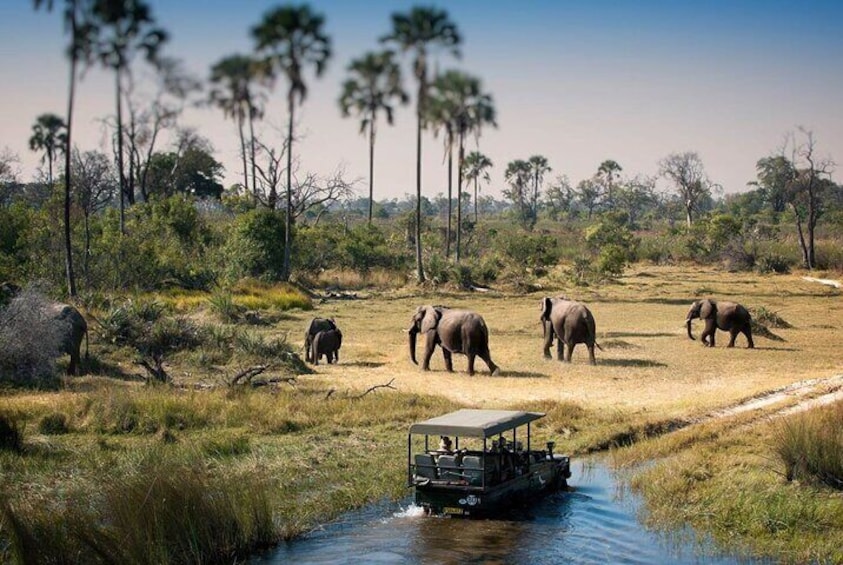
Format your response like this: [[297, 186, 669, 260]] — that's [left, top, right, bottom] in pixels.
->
[[409, 409, 545, 439]]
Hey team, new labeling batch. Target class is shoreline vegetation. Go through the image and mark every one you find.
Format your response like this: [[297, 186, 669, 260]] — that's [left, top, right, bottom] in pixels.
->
[[1, 265, 842, 563]]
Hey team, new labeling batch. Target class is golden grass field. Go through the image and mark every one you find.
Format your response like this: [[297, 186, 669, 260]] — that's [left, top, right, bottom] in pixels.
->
[[2, 264, 841, 562], [274, 265, 842, 422]]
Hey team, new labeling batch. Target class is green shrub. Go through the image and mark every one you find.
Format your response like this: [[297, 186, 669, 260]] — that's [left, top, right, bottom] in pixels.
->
[[756, 253, 792, 274], [494, 230, 561, 273], [222, 208, 286, 281]]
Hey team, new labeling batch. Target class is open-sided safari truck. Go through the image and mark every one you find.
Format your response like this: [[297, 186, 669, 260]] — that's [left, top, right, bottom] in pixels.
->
[[408, 409, 571, 516]]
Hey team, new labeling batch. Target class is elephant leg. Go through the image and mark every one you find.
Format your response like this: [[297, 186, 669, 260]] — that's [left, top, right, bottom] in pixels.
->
[[565, 342, 574, 363], [304, 338, 312, 363], [727, 328, 738, 348], [555, 338, 564, 361], [702, 321, 716, 347], [587, 343, 596, 365], [744, 326, 755, 349], [443, 349, 454, 372], [479, 348, 499, 375], [335, 349, 340, 362], [68, 352, 78, 376], [422, 337, 436, 371], [542, 321, 553, 359], [466, 352, 476, 376]]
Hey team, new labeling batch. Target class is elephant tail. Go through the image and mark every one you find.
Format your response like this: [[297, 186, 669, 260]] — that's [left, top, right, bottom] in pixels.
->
[[594, 341, 603, 351]]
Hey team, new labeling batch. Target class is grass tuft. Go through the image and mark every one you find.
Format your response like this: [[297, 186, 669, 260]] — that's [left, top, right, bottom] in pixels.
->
[[773, 399, 843, 489]]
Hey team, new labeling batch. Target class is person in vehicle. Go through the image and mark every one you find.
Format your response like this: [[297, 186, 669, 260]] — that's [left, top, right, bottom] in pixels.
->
[[438, 436, 453, 453]]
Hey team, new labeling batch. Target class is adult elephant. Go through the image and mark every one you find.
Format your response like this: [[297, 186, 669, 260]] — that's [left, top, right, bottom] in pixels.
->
[[686, 299, 754, 348], [407, 305, 499, 376], [304, 317, 336, 363], [49, 303, 88, 375], [540, 296, 599, 364]]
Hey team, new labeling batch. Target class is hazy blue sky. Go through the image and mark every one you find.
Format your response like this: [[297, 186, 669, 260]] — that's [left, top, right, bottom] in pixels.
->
[[1, 0, 841, 200]]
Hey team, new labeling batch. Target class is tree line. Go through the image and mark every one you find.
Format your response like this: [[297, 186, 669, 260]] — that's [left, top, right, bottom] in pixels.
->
[[1, 2, 840, 299]]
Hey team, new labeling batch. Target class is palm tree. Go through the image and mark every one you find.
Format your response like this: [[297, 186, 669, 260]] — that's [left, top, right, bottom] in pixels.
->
[[504, 159, 535, 229], [339, 50, 408, 224], [29, 113, 68, 189], [208, 54, 267, 203], [253, 4, 331, 281], [430, 70, 496, 261], [427, 74, 459, 257], [381, 6, 461, 282], [597, 159, 622, 210], [463, 151, 492, 223], [90, 0, 168, 233], [527, 155, 551, 221], [33, 0, 94, 297], [452, 74, 495, 261]]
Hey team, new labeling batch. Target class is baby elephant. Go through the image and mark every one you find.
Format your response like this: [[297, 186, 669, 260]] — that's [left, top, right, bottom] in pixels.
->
[[311, 328, 342, 365], [686, 298, 754, 348]]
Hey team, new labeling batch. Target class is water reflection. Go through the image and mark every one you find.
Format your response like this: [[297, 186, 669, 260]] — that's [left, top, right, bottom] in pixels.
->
[[253, 460, 760, 564]]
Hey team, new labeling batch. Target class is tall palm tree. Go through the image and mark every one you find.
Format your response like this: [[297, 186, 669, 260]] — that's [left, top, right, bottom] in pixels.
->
[[527, 155, 551, 221], [597, 159, 622, 210], [427, 74, 458, 257], [339, 50, 407, 225], [29, 113, 68, 189], [90, 0, 167, 233], [462, 151, 492, 223], [381, 6, 461, 282], [253, 4, 331, 281], [505, 159, 534, 229], [33, 0, 94, 297], [452, 73, 495, 261], [208, 54, 267, 202]]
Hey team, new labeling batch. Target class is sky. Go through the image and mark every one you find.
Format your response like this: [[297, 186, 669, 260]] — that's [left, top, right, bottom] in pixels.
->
[[1, 0, 842, 202]]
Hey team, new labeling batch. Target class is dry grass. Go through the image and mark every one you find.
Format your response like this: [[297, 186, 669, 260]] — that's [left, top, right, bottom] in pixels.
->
[[277, 265, 842, 422]]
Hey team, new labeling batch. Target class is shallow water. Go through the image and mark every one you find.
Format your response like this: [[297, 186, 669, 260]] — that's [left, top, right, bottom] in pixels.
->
[[253, 460, 762, 564]]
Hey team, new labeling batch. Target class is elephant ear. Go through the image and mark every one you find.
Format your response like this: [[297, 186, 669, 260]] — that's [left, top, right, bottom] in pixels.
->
[[540, 297, 553, 321], [700, 299, 716, 319], [420, 306, 441, 333]]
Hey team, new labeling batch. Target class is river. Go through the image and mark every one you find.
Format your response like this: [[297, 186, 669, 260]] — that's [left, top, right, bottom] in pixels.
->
[[253, 459, 764, 564]]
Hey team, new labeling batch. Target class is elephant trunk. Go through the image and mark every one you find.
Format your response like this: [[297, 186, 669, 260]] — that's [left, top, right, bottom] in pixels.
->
[[686, 318, 695, 340], [408, 326, 419, 365]]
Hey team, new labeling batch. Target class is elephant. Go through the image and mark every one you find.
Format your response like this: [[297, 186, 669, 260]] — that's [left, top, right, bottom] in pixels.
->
[[304, 317, 337, 363], [686, 299, 754, 348], [407, 305, 499, 376], [312, 328, 342, 365], [47, 302, 88, 375], [540, 296, 599, 364]]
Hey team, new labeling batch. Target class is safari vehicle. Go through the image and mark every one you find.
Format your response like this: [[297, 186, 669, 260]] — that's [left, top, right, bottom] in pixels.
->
[[408, 409, 571, 516]]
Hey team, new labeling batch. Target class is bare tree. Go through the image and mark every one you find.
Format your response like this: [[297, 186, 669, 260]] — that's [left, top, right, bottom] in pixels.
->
[[290, 167, 359, 226], [0, 148, 21, 206], [782, 128, 836, 270], [545, 174, 574, 220], [659, 151, 712, 227], [252, 136, 287, 210], [71, 148, 115, 283], [124, 58, 201, 202]]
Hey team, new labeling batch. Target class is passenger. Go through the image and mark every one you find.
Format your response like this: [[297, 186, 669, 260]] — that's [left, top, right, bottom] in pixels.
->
[[438, 435, 453, 453]]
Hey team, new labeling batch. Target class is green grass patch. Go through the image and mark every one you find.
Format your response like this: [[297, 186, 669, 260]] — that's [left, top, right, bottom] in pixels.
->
[[773, 399, 843, 489]]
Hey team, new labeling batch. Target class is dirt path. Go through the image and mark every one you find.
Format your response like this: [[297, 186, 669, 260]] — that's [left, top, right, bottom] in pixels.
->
[[693, 373, 843, 424]]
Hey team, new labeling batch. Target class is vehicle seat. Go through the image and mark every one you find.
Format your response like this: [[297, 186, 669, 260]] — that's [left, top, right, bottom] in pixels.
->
[[437, 454, 462, 481], [462, 455, 484, 486], [414, 453, 437, 480]]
